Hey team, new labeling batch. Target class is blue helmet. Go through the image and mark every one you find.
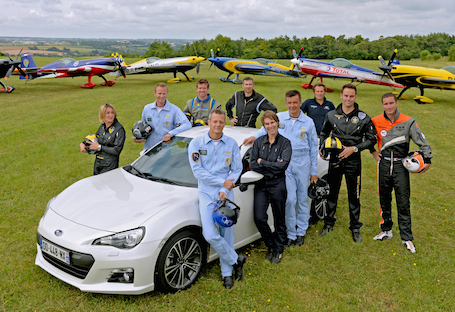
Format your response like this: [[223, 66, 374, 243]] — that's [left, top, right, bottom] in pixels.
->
[[212, 198, 240, 227]]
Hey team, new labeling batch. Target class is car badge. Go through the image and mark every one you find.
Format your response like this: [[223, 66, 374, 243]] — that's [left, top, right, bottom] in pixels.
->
[[54, 229, 63, 237]]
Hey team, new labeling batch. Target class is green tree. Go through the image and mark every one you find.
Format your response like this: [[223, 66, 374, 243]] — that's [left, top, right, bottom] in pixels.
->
[[432, 52, 442, 60], [207, 35, 239, 58], [448, 45, 455, 61], [420, 50, 431, 61], [144, 41, 175, 58]]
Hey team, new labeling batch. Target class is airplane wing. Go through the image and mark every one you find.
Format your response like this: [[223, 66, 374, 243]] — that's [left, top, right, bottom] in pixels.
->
[[234, 64, 267, 72], [315, 72, 359, 80], [38, 67, 92, 74], [418, 77, 455, 86]]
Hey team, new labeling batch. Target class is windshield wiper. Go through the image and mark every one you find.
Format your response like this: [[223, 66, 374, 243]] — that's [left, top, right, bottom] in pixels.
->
[[126, 165, 187, 186], [148, 176, 186, 186], [128, 165, 153, 180]]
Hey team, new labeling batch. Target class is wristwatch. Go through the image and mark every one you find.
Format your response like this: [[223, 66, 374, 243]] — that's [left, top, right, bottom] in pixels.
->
[[97, 145, 102, 152], [353, 146, 359, 153]]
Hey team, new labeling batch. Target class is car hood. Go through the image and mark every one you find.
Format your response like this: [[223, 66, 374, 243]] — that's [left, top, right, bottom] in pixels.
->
[[50, 167, 197, 232]]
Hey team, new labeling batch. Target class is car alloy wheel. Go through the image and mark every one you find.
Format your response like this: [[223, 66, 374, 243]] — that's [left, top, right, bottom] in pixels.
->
[[156, 230, 206, 292]]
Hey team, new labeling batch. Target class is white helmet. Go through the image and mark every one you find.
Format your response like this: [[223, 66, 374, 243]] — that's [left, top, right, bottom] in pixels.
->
[[402, 150, 425, 173]]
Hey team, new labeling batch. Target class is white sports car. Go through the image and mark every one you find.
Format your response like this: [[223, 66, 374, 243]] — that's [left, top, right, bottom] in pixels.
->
[[36, 126, 328, 294]]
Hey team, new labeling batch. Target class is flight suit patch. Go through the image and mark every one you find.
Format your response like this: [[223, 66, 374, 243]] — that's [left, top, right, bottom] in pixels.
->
[[192, 152, 200, 162]]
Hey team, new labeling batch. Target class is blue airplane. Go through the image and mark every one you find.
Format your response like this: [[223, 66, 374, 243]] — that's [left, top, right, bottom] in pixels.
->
[[207, 49, 301, 83], [19, 52, 126, 89]]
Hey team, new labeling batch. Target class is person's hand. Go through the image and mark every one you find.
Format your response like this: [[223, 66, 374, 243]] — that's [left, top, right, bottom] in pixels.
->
[[79, 142, 87, 153], [338, 146, 355, 159], [243, 136, 256, 145], [230, 116, 238, 125], [418, 163, 431, 173], [224, 178, 235, 191], [372, 151, 381, 162], [162, 133, 172, 142], [88, 140, 100, 151], [218, 191, 228, 200], [257, 158, 262, 164], [133, 137, 146, 143], [310, 175, 318, 184]]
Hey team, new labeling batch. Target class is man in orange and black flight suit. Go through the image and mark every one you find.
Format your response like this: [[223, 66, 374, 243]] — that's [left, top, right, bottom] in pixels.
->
[[370, 93, 432, 253]]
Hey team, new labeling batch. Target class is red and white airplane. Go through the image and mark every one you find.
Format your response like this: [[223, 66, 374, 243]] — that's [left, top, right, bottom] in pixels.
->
[[19, 52, 126, 89], [291, 48, 404, 92]]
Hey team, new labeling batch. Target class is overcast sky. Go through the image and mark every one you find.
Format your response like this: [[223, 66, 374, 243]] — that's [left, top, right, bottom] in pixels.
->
[[2, 0, 454, 41]]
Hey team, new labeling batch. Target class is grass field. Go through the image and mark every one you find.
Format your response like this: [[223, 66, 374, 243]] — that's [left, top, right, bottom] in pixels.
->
[[1, 57, 454, 311]]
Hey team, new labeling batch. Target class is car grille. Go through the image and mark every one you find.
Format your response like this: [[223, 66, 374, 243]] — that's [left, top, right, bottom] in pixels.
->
[[37, 233, 95, 279]]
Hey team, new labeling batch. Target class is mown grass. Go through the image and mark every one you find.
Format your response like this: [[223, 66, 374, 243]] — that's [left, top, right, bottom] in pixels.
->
[[1, 57, 454, 311]]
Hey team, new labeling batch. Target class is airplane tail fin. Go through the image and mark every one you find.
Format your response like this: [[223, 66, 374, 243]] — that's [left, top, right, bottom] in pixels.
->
[[20, 53, 38, 79]]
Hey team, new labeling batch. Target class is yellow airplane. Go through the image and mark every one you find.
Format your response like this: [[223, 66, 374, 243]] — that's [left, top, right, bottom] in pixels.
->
[[379, 49, 455, 104], [110, 55, 205, 83]]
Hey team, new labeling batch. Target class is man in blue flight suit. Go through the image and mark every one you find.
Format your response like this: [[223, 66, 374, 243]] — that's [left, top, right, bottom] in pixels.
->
[[134, 82, 191, 150], [244, 90, 319, 247], [188, 108, 246, 289]]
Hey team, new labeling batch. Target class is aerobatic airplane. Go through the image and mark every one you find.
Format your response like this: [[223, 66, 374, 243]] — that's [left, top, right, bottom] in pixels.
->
[[110, 55, 206, 83], [207, 49, 301, 83], [379, 49, 455, 104], [291, 48, 404, 92], [19, 52, 126, 89], [0, 48, 28, 93]]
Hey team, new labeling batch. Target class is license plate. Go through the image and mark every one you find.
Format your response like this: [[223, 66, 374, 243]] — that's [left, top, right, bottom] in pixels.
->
[[40, 238, 70, 265]]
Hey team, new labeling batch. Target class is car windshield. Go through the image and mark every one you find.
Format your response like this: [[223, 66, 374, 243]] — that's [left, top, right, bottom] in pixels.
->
[[129, 137, 197, 187]]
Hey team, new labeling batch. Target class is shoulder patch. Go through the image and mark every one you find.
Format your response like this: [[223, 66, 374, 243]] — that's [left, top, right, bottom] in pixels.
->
[[358, 112, 366, 120], [192, 152, 200, 163]]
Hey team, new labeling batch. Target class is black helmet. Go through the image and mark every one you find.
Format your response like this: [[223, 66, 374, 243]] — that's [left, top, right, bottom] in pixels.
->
[[212, 198, 240, 227], [84, 134, 97, 154], [308, 178, 330, 219], [185, 112, 194, 125], [308, 178, 330, 201], [132, 121, 153, 139]]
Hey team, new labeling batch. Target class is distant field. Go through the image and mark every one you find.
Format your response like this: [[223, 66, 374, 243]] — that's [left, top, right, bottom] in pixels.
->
[[1, 58, 454, 311], [1, 44, 112, 56]]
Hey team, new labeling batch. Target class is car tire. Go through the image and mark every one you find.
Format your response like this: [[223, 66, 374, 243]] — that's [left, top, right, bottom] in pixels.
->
[[156, 230, 206, 293]]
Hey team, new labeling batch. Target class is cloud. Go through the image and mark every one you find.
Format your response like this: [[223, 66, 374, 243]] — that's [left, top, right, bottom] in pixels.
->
[[1, 0, 453, 40]]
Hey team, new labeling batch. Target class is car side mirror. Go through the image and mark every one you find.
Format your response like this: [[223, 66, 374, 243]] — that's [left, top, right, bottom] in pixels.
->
[[238, 171, 263, 192]]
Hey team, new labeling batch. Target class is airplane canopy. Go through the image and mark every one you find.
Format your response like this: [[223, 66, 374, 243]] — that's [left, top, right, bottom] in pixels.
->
[[146, 57, 161, 64], [58, 58, 76, 66], [330, 58, 353, 69], [442, 66, 455, 75]]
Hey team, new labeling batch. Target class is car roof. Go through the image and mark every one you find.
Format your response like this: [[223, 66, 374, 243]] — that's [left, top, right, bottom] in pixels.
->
[[177, 125, 259, 146]]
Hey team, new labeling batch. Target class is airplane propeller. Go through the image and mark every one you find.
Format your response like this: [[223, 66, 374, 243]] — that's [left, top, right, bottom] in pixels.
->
[[111, 52, 126, 78], [378, 49, 397, 81], [208, 48, 220, 71], [192, 44, 202, 74], [1, 47, 28, 79], [291, 47, 304, 71]]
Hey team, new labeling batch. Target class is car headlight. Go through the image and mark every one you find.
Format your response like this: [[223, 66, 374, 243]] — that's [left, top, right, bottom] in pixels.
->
[[92, 227, 145, 249], [44, 197, 56, 217]]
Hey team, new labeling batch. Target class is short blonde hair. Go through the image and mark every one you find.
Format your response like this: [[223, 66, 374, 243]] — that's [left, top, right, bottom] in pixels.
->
[[155, 82, 168, 91], [99, 102, 117, 123]]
